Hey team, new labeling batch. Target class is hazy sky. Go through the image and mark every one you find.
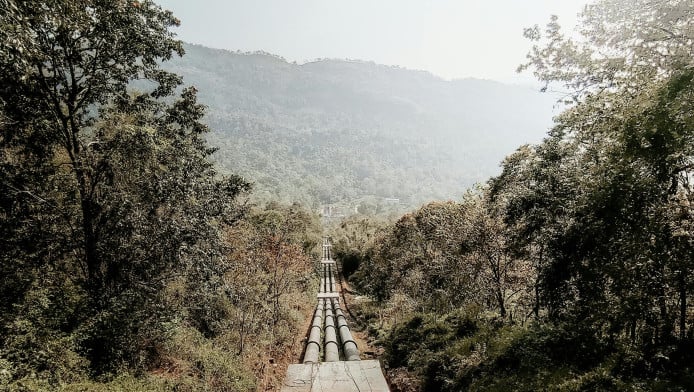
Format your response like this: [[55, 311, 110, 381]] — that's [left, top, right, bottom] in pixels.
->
[[155, 0, 589, 83]]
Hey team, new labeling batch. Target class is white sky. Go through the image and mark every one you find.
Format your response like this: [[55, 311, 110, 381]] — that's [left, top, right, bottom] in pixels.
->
[[155, 0, 589, 83]]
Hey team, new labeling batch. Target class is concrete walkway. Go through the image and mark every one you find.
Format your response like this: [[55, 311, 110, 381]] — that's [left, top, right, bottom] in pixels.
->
[[281, 360, 390, 392], [281, 238, 390, 392]]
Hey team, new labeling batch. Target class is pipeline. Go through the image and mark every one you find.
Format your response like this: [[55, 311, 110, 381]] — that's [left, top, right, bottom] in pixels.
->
[[330, 266, 337, 293], [324, 298, 340, 362], [303, 299, 323, 364], [328, 264, 331, 292], [305, 237, 360, 363], [332, 298, 360, 361]]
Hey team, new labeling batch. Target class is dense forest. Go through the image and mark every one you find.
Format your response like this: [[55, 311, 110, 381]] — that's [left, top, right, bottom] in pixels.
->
[[0, 1, 321, 390], [160, 44, 557, 209], [333, 1, 694, 390]]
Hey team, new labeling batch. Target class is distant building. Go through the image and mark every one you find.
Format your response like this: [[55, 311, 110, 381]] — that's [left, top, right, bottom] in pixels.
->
[[320, 204, 346, 218], [321, 205, 333, 217]]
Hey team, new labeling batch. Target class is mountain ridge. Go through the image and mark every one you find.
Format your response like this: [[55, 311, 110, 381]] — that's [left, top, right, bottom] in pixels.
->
[[161, 43, 558, 210]]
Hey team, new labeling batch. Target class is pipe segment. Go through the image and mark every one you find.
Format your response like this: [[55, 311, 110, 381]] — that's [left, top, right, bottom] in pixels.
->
[[323, 299, 340, 362], [325, 265, 333, 292], [330, 265, 337, 292], [332, 299, 360, 361], [302, 299, 324, 364]]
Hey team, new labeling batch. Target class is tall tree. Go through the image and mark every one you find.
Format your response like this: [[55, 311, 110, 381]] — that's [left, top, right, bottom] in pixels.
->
[[1, 0, 250, 374], [513, 0, 694, 343], [519, 0, 694, 98], [1, 0, 184, 295]]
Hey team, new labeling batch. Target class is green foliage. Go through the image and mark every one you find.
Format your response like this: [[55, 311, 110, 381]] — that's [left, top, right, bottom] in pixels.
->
[[342, 198, 532, 321], [0, 1, 322, 390], [351, 2, 694, 391], [165, 43, 557, 209], [519, 0, 694, 98], [223, 203, 319, 355], [331, 215, 389, 279], [385, 311, 479, 370], [156, 327, 255, 392], [1, 278, 88, 385], [496, 59, 694, 343], [383, 312, 694, 392]]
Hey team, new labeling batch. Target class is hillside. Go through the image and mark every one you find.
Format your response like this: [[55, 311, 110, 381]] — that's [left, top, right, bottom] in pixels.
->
[[163, 44, 558, 209]]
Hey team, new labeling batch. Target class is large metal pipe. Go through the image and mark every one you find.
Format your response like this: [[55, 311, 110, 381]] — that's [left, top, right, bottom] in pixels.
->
[[333, 299, 360, 361], [327, 265, 333, 292], [322, 237, 332, 260], [321, 264, 329, 293], [324, 264, 329, 292], [323, 299, 339, 361], [303, 299, 323, 364]]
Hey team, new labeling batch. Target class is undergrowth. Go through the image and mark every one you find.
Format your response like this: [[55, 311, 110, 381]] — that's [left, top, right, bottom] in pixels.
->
[[382, 312, 694, 392]]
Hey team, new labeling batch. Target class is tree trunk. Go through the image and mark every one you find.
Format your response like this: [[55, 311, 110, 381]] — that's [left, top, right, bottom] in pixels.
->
[[75, 165, 102, 300], [679, 272, 687, 340], [535, 244, 543, 319], [533, 281, 540, 320], [497, 288, 506, 319]]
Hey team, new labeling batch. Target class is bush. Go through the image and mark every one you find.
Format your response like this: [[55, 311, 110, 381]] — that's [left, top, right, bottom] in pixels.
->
[[384, 311, 480, 370], [0, 280, 89, 386], [159, 326, 255, 391]]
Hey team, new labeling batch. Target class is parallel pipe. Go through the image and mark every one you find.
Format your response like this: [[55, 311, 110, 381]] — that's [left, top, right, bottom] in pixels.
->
[[303, 299, 324, 364], [333, 299, 360, 361], [323, 299, 340, 361], [328, 264, 332, 290], [321, 264, 328, 293], [329, 265, 337, 292], [327, 265, 331, 292]]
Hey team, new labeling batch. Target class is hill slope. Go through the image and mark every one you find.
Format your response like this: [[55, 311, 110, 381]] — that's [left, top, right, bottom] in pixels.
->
[[163, 44, 558, 209]]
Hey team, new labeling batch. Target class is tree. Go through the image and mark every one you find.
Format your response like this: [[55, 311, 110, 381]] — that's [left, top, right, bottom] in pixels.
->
[[1, 0, 184, 298], [223, 203, 318, 355], [489, 138, 581, 320], [346, 198, 532, 319], [514, 0, 694, 344], [519, 0, 694, 98], [457, 192, 533, 320], [1, 0, 250, 375]]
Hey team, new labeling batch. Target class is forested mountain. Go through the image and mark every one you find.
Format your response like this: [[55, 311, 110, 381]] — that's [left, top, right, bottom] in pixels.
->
[[162, 44, 558, 209]]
